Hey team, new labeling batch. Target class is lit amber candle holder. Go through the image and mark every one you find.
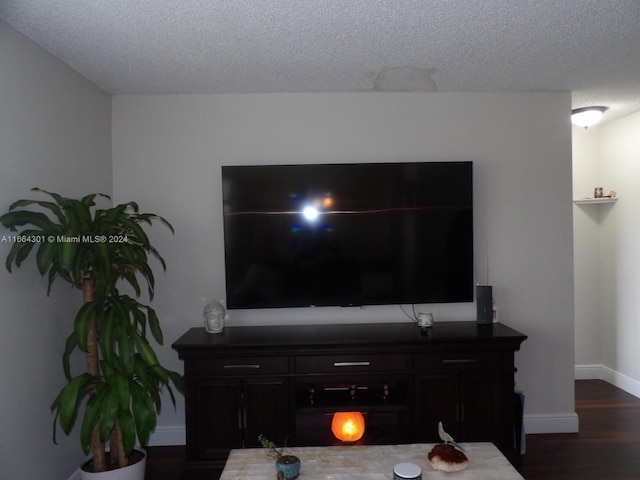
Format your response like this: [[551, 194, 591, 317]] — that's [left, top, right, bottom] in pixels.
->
[[331, 411, 365, 442]]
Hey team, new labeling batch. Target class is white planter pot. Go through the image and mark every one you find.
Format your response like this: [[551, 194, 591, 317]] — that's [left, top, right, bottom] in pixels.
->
[[80, 449, 146, 480]]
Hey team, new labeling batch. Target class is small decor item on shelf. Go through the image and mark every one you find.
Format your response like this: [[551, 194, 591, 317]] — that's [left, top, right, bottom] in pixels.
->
[[492, 299, 498, 323], [417, 312, 434, 328], [258, 435, 301, 480], [594, 187, 603, 198], [203, 298, 225, 333], [428, 422, 469, 472]]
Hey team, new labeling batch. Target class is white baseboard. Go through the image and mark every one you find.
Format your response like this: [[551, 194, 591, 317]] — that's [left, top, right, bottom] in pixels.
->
[[575, 363, 640, 399], [527, 363, 640, 436], [523, 412, 579, 434]]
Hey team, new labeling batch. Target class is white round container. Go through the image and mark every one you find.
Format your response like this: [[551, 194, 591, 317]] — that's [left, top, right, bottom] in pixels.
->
[[393, 462, 422, 480]]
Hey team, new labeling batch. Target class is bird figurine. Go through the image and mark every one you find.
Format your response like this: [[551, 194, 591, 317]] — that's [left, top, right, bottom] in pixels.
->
[[438, 421, 465, 451]]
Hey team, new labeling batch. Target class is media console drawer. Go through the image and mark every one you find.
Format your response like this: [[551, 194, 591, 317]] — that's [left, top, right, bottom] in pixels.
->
[[414, 351, 509, 371], [192, 356, 288, 376], [296, 353, 408, 374]]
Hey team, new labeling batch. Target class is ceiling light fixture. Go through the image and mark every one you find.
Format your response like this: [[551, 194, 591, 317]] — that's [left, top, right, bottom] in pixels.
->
[[571, 106, 608, 128]]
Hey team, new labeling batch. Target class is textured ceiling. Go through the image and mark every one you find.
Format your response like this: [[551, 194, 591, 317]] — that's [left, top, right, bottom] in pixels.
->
[[2, 0, 640, 123]]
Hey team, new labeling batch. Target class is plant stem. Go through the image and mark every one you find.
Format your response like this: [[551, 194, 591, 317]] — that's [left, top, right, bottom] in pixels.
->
[[111, 420, 127, 468], [82, 278, 106, 471]]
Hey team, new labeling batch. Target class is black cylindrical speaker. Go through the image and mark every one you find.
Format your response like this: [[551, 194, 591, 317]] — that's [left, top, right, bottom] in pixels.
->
[[476, 285, 493, 324]]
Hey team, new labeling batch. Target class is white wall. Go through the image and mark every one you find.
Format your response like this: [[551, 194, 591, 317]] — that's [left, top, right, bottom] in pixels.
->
[[573, 127, 603, 367], [0, 21, 112, 479], [112, 92, 577, 436], [599, 112, 640, 383], [574, 110, 640, 392]]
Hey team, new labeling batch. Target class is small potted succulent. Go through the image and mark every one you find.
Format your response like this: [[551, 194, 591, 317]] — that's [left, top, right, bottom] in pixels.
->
[[258, 434, 301, 480]]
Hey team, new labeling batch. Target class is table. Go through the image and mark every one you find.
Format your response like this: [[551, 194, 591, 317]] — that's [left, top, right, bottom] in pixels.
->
[[219, 443, 524, 479]]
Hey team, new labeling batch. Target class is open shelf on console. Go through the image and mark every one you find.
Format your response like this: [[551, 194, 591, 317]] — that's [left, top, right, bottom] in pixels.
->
[[293, 379, 409, 445], [294, 380, 408, 413]]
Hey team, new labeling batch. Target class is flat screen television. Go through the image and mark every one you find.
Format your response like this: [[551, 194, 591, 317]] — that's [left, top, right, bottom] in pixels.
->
[[222, 161, 473, 309]]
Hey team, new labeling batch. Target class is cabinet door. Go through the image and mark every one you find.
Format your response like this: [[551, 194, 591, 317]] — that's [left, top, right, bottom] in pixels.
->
[[459, 372, 512, 447], [414, 373, 459, 441], [244, 377, 290, 447], [194, 379, 244, 458]]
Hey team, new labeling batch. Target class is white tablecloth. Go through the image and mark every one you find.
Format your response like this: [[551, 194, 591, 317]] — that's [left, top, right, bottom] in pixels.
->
[[219, 443, 524, 480]]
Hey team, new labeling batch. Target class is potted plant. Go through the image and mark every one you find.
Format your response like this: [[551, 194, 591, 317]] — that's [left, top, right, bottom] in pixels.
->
[[258, 434, 301, 480], [0, 188, 184, 478]]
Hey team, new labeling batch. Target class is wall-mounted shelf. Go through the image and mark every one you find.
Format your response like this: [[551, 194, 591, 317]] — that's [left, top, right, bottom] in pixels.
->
[[573, 197, 618, 205]]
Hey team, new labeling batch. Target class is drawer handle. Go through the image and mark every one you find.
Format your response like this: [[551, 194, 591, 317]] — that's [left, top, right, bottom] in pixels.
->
[[333, 361, 371, 367], [223, 364, 261, 369], [324, 386, 369, 391], [442, 359, 478, 364]]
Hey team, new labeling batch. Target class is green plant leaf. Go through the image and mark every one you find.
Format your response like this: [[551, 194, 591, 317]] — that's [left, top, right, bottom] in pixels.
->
[[52, 374, 93, 436], [62, 332, 79, 380], [147, 307, 163, 344], [0, 210, 56, 231], [92, 241, 112, 286], [121, 217, 150, 247], [80, 193, 109, 208], [100, 308, 117, 366], [80, 384, 106, 453], [4, 242, 21, 272], [113, 374, 130, 411], [46, 265, 61, 295], [119, 325, 135, 374], [9, 199, 67, 225], [130, 382, 156, 446], [59, 240, 77, 272], [35, 240, 57, 275], [167, 370, 186, 396], [98, 385, 118, 441], [133, 333, 159, 367], [14, 241, 37, 269], [32, 188, 67, 207], [118, 408, 136, 454], [74, 302, 96, 351], [150, 364, 169, 383]]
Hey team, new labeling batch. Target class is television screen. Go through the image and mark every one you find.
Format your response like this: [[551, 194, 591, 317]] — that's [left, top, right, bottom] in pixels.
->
[[222, 162, 473, 309]]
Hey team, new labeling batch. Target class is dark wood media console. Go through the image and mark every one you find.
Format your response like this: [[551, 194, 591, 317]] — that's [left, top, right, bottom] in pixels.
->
[[172, 321, 527, 479]]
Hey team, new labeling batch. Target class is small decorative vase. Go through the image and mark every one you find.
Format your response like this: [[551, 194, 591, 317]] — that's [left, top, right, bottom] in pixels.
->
[[275, 455, 301, 479], [203, 298, 225, 333]]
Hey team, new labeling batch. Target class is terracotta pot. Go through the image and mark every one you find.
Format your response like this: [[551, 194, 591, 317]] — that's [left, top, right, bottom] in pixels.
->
[[80, 449, 146, 480]]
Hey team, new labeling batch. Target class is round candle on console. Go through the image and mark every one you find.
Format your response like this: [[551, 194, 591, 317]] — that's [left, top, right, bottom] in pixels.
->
[[331, 411, 365, 442]]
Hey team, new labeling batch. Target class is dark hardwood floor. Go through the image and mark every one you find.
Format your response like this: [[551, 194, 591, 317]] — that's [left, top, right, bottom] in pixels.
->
[[520, 379, 640, 479], [144, 380, 640, 479]]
